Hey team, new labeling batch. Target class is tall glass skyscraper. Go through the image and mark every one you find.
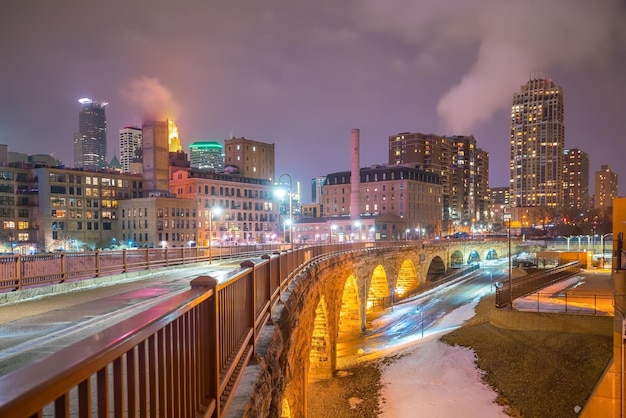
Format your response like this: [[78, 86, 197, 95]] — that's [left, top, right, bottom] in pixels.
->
[[73, 98, 108, 170], [509, 79, 565, 207]]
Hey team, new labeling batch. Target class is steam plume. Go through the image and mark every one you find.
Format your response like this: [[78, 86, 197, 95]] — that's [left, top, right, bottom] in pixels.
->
[[120, 76, 181, 122]]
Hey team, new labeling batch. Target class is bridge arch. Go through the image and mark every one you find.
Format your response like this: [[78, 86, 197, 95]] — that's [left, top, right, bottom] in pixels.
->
[[241, 241, 513, 417], [426, 255, 446, 281], [309, 296, 332, 381], [367, 264, 389, 313], [396, 259, 418, 297]]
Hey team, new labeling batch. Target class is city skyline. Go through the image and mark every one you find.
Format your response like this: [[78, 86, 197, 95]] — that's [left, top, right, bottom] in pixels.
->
[[1, 1, 625, 202]]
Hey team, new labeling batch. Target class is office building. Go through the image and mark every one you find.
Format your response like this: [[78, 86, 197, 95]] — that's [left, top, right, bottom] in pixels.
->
[[563, 149, 590, 211], [311, 176, 326, 204], [388, 132, 490, 234], [119, 126, 143, 173], [73, 98, 108, 170], [509, 79, 565, 208], [322, 164, 442, 238], [189, 141, 224, 171], [594, 165, 618, 212], [224, 137, 275, 181], [169, 168, 279, 244], [117, 195, 198, 248]]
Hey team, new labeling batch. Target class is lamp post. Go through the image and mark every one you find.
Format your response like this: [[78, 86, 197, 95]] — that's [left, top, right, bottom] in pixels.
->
[[504, 205, 513, 310], [8, 232, 14, 254], [416, 306, 424, 338], [277, 174, 293, 250], [601, 233, 613, 268], [208, 206, 222, 264]]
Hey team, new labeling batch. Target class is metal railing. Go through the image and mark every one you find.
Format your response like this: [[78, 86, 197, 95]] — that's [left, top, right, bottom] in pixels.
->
[[495, 261, 581, 309], [515, 291, 614, 315], [0, 244, 288, 293], [0, 242, 373, 417]]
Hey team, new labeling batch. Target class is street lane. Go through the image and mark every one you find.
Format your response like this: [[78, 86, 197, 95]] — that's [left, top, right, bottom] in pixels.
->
[[0, 260, 243, 377]]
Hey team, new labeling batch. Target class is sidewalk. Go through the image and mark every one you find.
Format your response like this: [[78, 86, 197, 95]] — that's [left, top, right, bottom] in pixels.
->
[[515, 268, 614, 315]]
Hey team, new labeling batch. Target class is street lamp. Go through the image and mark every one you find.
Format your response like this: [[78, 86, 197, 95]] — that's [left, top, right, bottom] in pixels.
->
[[416, 306, 424, 338], [8, 232, 14, 254], [208, 206, 222, 264], [504, 204, 513, 310], [601, 233, 613, 268], [276, 174, 293, 250]]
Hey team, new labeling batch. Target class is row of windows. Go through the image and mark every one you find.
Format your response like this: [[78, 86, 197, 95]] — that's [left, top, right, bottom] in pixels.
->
[[48, 173, 141, 189], [50, 185, 127, 199], [51, 197, 118, 209]]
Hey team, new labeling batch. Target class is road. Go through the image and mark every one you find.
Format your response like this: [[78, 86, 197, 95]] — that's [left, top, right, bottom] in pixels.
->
[[337, 260, 509, 362], [0, 260, 243, 378]]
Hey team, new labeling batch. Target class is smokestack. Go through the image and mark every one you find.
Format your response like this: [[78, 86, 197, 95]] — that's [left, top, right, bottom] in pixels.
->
[[350, 129, 360, 220]]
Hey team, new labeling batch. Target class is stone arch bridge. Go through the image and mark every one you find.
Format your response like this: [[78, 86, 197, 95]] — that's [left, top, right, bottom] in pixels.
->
[[235, 240, 511, 417]]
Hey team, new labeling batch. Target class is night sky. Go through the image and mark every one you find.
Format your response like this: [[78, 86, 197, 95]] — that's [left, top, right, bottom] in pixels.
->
[[1, 0, 625, 202]]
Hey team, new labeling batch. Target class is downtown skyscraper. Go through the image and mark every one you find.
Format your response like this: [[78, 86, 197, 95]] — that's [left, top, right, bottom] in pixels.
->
[[509, 79, 565, 208], [119, 126, 142, 173], [73, 98, 108, 170]]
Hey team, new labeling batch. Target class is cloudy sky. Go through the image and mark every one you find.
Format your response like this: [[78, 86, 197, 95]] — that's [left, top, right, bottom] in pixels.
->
[[1, 0, 625, 201]]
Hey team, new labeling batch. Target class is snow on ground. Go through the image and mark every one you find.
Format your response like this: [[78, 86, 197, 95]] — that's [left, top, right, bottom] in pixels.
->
[[374, 299, 510, 417]]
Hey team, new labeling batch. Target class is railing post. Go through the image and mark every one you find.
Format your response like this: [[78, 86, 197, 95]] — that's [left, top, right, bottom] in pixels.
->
[[60, 252, 66, 283], [241, 260, 258, 354], [145, 248, 149, 270], [190, 275, 220, 418], [16, 254, 22, 290], [122, 250, 127, 273], [164, 247, 169, 267], [95, 250, 101, 277]]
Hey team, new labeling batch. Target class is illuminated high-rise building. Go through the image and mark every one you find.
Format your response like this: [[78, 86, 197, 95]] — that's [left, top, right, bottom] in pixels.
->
[[563, 148, 589, 210], [311, 176, 326, 204], [509, 79, 565, 207], [119, 126, 142, 173], [73, 98, 108, 170], [594, 164, 618, 212], [167, 119, 182, 152], [388, 132, 490, 234], [189, 141, 224, 171]]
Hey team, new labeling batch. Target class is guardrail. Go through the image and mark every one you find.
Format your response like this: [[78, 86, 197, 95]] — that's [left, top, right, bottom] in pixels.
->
[[0, 242, 374, 417], [0, 244, 288, 293], [495, 261, 581, 309]]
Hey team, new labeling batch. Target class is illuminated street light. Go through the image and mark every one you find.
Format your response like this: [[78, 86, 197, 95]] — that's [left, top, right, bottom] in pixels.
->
[[276, 174, 293, 250], [601, 233, 613, 268], [504, 204, 513, 310], [416, 306, 424, 338], [207, 206, 222, 264]]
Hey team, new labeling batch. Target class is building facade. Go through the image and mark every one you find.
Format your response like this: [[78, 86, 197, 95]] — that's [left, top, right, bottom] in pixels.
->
[[73, 98, 108, 170], [563, 148, 590, 211], [224, 137, 275, 181], [189, 141, 224, 171], [594, 164, 618, 212], [169, 168, 279, 244], [117, 196, 197, 248], [388, 132, 490, 234], [322, 164, 442, 238], [142, 120, 175, 195], [509, 79, 565, 208], [311, 176, 326, 204], [119, 126, 143, 173]]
